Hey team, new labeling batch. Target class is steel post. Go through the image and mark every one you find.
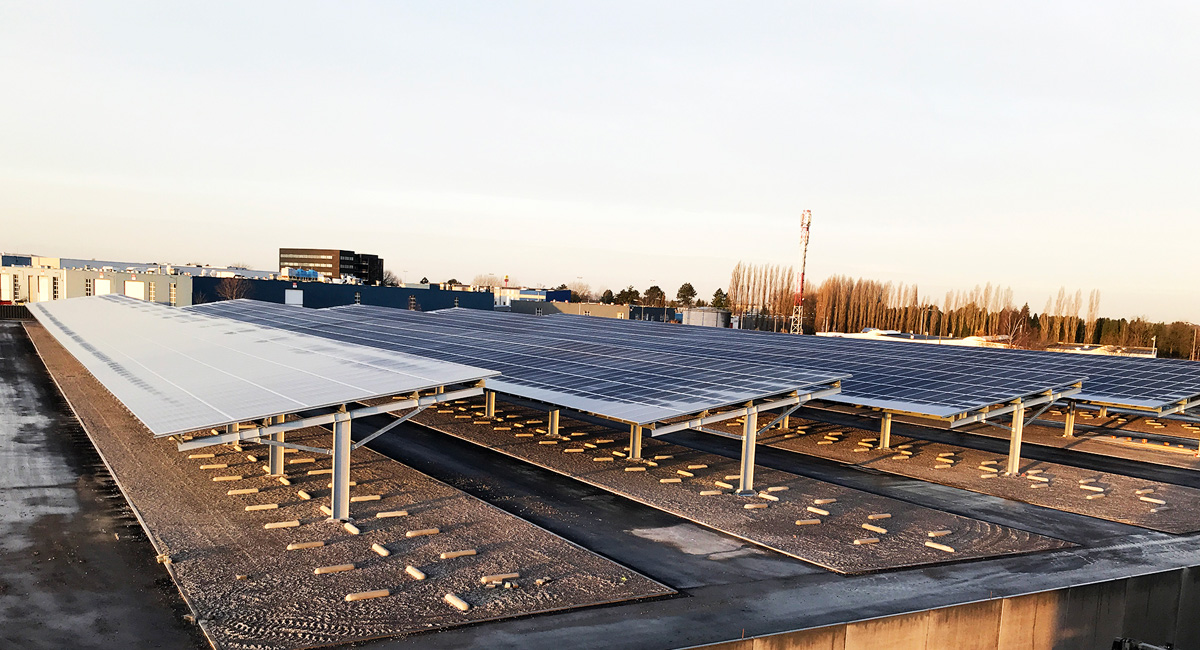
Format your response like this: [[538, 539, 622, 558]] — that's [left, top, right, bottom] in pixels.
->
[[330, 411, 352, 521], [484, 391, 496, 418], [737, 410, 758, 495], [1063, 403, 1076, 438], [877, 413, 893, 450], [780, 414, 790, 430], [268, 414, 285, 475], [629, 424, 643, 460], [1006, 401, 1025, 476], [549, 409, 560, 437]]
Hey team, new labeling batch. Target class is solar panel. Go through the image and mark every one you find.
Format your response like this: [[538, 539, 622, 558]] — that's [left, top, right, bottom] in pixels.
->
[[494, 311, 1198, 412], [423, 308, 1091, 418], [186, 300, 847, 425], [29, 296, 497, 436]]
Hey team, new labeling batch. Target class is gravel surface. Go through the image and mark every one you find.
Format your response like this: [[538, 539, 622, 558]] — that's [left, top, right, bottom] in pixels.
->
[[414, 399, 1072, 575], [761, 417, 1200, 534], [25, 322, 672, 650]]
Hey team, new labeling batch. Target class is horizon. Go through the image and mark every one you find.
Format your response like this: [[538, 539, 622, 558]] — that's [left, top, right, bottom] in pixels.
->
[[2, 2, 1196, 323]]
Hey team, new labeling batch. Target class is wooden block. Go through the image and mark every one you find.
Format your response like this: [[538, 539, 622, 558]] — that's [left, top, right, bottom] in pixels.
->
[[1135, 488, 1155, 495], [980, 473, 997, 479], [980, 460, 999, 466], [314, 564, 355, 575], [1079, 478, 1097, 484], [814, 498, 836, 505], [927, 530, 951, 537], [371, 543, 390, 557], [405, 565, 426, 580], [807, 506, 829, 516], [227, 488, 259, 495], [624, 467, 646, 472], [494, 427, 511, 431], [246, 455, 258, 462], [677, 470, 694, 477], [563, 449, 585, 453], [297, 490, 312, 500], [538, 440, 558, 445], [853, 538, 879, 545], [308, 469, 333, 475], [724, 475, 741, 480], [655, 455, 674, 460], [714, 481, 734, 489], [757, 493, 779, 501], [515, 433, 534, 438], [687, 464, 707, 470], [583, 443, 597, 448], [699, 490, 722, 495], [200, 464, 229, 470], [264, 520, 299, 529], [212, 475, 242, 482], [934, 464, 953, 469], [286, 540, 324, 550], [612, 451, 626, 457], [1086, 494, 1105, 500], [278, 477, 291, 486], [245, 503, 278, 511], [744, 503, 768, 509], [817, 441, 834, 445], [444, 593, 470, 612], [406, 528, 439, 538], [795, 519, 821, 525], [350, 495, 381, 502], [288, 458, 315, 465], [660, 478, 682, 483], [1029, 483, 1048, 489], [319, 505, 333, 516], [1140, 496, 1167, 505], [480, 572, 519, 584], [343, 523, 361, 535], [1080, 485, 1104, 492], [440, 549, 477, 560], [325, 481, 358, 488], [345, 589, 390, 602], [867, 513, 891, 520], [978, 466, 999, 473], [890, 455, 909, 460], [925, 541, 955, 553], [593, 457, 614, 462], [766, 486, 788, 492], [862, 523, 887, 534], [376, 510, 408, 518], [188, 453, 215, 459]]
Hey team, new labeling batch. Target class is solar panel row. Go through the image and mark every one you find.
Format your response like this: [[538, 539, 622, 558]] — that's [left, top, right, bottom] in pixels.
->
[[30, 296, 497, 436], [189, 301, 1087, 422], [186, 300, 847, 425]]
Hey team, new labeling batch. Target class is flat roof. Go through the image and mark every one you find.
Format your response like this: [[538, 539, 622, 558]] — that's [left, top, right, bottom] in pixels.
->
[[29, 296, 496, 436], [186, 300, 848, 425]]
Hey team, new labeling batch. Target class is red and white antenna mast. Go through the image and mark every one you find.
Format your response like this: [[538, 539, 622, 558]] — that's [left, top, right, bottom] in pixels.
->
[[789, 210, 812, 334]]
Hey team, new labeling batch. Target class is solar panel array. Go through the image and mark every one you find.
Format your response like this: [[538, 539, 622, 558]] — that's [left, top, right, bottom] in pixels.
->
[[189, 301, 1089, 421], [509, 310, 1199, 412], [186, 300, 847, 425], [30, 296, 497, 436], [424, 308, 1090, 418]]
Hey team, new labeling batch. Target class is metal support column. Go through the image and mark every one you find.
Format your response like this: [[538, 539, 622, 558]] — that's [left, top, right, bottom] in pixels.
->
[[877, 413, 893, 450], [484, 391, 496, 418], [629, 424, 643, 460], [736, 410, 759, 496], [330, 409, 352, 521], [1063, 403, 1077, 438], [1098, 406, 1107, 418], [1006, 400, 1025, 476], [549, 409, 560, 437], [268, 414, 285, 475], [780, 414, 790, 430]]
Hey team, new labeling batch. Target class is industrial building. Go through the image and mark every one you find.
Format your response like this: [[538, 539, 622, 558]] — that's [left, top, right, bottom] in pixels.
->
[[278, 248, 384, 285], [509, 300, 675, 321], [11, 295, 1200, 649]]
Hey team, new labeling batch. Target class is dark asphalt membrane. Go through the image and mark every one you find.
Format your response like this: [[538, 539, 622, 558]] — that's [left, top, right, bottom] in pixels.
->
[[0, 322, 206, 650]]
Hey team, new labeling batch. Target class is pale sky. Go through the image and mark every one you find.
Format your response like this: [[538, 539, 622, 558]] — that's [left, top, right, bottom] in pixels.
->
[[1, 2, 1197, 322]]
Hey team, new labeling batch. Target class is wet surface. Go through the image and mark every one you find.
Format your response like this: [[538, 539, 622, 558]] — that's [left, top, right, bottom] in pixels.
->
[[357, 415, 823, 589], [0, 322, 205, 649]]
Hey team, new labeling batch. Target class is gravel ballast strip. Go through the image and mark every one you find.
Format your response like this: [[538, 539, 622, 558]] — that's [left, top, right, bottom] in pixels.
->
[[414, 401, 1071, 575], [766, 418, 1200, 535], [26, 323, 672, 650]]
